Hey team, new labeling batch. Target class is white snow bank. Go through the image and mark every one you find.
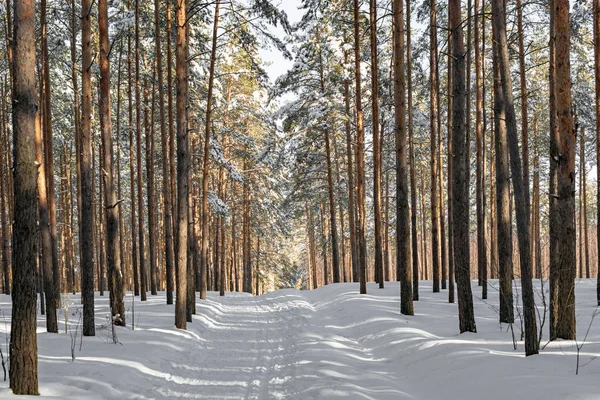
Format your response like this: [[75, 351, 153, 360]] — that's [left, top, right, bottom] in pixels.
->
[[0, 279, 598, 399]]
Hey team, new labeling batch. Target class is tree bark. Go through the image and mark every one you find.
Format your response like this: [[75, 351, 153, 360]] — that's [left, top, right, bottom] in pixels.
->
[[450, 0, 476, 332], [581, 126, 589, 279], [393, 0, 413, 314], [9, 0, 39, 391], [135, 0, 147, 301], [344, 46, 357, 283], [429, 0, 440, 294], [146, 70, 158, 296], [201, 0, 221, 300], [156, 2, 172, 296], [594, 0, 600, 305], [320, 200, 329, 286], [406, 0, 418, 298], [475, 0, 487, 300], [41, 0, 60, 309], [99, 0, 126, 325], [175, 0, 189, 330], [552, 0, 576, 340], [37, 7, 58, 332], [492, 0, 538, 355], [80, 0, 95, 337], [324, 127, 341, 283], [370, 0, 383, 289], [532, 116, 542, 279], [0, 93, 9, 295], [127, 1, 139, 295], [353, 0, 367, 295], [447, 21, 455, 304], [517, 0, 530, 210], [492, 11, 514, 325]]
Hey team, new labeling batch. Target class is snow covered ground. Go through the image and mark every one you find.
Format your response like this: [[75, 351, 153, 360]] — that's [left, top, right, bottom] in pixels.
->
[[0, 279, 599, 399]]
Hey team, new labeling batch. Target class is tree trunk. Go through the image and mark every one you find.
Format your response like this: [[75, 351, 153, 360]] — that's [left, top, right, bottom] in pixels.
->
[[37, 3, 58, 332], [517, 0, 530, 211], [384, 172, 391, 282], [69, 0, 82, 296], [344, 64, 357, 284], [429, 0, 440, 294], [135, 0, 147, 301], [492, 11, 514, 325], [175, 0, 189, 330], [201, 0, 221, 300], [146, 70, 158, 296], [323, 127, 340, 284], [551, 0, 576, 340], [353, 0, 367, 295], [0, 94, 9, 295], [80, 0, 96, 337], [167, 0, 177, 259], [9, 0, 39, 391], [99, 0, 126, 325], [595, 0, 600, 305], [406, 0, 418, 298], [548, 0, 561, 339], [438, 77, 447, 290], [447, 22, 455, 304], [332, 131, 347, 282], [492, 0, 538, 355], [320, 200, 329, 286], [370, 0, 383, 289], [41, 0, 61, 310], [420, 168, 429, 281], [97, 139, 105, 296], [127, 3, 138, 295], [579, 127, 583, 279], [475, 0, 487, 300], [481, 0, 489, 293], [393, 0, 413, 314], [450, 0, 476, 333], [532, 116, 542, 279]]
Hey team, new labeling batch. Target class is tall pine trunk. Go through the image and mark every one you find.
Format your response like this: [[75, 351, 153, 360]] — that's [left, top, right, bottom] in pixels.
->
[[146, 71, 158, 296], [370, 0, 383, 289], [36, 6, 58, 332], [594, 0, 600, 305], [201, 0, 221, 300], [127, 1, 139, 295], [158, 0, 174, 304], [492, 0, 538, 355], [492, 8, 514, 324], [175, 0, 189, 330], [429, 0, 440, 294], [41, 0, 60, 310], [450, 0, 476, 332], [135, 0, 147, 301], [475, 0, 487, 300], [393, 0, 413, 314], [9, 0, 39, 391], [353, 0, 367, 294], [99, 0, 126, 325], [80, 0, 96, 337], [407, 0, 418, 298], [344, 48, 357, 283], [552, 0, 576, 339]]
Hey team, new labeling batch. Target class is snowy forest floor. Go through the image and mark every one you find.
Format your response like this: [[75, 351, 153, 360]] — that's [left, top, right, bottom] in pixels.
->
[[0, 280, 599, 399]]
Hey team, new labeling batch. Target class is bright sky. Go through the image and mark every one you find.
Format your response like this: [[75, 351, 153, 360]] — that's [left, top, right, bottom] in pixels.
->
[[259, 0, 303, 84]]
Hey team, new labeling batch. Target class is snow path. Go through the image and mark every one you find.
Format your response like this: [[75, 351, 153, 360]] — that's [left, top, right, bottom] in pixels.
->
[[0, 280, 599, 399]]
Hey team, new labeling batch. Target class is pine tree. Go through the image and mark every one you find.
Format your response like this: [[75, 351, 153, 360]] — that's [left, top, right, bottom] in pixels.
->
[[9, 0, 39, 392], [450, 0, 476, 333]]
